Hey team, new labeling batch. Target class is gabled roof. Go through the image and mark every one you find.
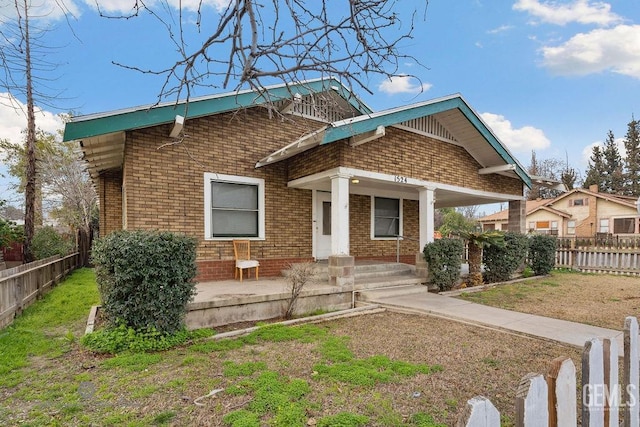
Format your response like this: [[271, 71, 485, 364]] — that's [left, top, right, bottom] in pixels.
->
[[256, 94, 532, 187], [63, 78, 370, 178], [64, 78, 369, 141], [548, 187, 638, 209], [479, 187, 640, 222], [64, 78, 531, 188]]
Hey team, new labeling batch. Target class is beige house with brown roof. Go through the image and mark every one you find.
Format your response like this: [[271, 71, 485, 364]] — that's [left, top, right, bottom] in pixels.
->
[[479, 185, 640, 238]]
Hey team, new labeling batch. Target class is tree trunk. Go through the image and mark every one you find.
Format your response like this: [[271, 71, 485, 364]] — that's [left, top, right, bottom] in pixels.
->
[[22, 0, 36, 263], [467, 242, 483, 286]]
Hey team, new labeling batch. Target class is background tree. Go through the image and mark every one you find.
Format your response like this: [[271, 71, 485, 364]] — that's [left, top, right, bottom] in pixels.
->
[[437, 207, 477, 237], [526, 151, 568, 199], [39, 139, 98, 234], [601, 130, 625, 194], [0, 129, 97, 235], [110, 1, 426, 105], [0, 0, 70, 262], [583, 145, 605, 190], [624, 117, 640, 196]]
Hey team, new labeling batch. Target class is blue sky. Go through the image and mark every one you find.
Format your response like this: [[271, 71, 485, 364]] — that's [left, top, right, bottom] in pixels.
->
[[1, 0, 639, 212]]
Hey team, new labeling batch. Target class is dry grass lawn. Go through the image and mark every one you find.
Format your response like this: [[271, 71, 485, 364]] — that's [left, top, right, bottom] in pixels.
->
[[458, 271, 640, 330]]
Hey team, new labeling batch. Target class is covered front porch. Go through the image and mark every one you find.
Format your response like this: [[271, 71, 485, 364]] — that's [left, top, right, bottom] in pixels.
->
[[287, 166, 525, 287], [186, 260, 474, 329]]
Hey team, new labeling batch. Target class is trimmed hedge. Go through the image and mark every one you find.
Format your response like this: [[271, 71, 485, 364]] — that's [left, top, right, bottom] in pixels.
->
[[91, 230, 197, 334], [528, 234, 557, 276], [423, 238, 464, 291], [483, 232, 528, 283]]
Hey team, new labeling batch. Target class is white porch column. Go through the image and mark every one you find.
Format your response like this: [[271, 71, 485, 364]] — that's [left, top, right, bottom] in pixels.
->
[[330, 173, 350, 255], [418, 186, 436, 249]]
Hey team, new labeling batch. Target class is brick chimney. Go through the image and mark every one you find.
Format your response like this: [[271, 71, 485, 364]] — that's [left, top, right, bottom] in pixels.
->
[[589, 184, 598, 193]]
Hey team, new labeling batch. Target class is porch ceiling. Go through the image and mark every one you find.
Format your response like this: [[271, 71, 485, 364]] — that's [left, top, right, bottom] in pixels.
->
[[288, 168, 522, 209]]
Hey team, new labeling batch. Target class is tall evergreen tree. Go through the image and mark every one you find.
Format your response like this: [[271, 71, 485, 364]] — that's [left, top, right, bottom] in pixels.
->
[[583, 145, 605, 190], [602, 130, 625, 194], [624, 117, 640, 196]]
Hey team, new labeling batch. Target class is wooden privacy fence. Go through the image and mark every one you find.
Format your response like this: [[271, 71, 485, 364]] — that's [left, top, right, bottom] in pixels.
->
[[556, 248, 640, 275], [458, 316, 640, 426], [0, 253, 79, 329]]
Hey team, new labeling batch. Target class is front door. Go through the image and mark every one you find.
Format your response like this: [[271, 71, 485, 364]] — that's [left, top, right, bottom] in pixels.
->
[[316, 191, 332, 259]]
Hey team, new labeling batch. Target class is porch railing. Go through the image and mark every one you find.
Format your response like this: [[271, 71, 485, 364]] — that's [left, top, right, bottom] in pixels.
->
[[395, 235, 420, 263]]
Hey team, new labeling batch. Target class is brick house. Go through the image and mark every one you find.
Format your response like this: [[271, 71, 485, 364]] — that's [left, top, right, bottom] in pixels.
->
[[479, 185, 640, 238], [64, 78, 531, 283]]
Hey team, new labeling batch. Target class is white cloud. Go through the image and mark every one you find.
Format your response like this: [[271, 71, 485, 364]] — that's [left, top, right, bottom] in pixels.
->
[[88, 0, 229, 14], [0, 93, 64, 147], [377, 75, 432, 95], [481, 112, 551, 154], [513, 0, 622, 27], [487, 25, 514, 34], [0, 0, 81, 22], [541, 24, 640, 78]]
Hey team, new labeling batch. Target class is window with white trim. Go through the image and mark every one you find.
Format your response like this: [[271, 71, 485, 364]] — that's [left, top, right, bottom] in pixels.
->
[[204, 173, 265, 239], [372, 197, 401, 238], [599, 218, 609, 233], [567, 220, 576, 235]]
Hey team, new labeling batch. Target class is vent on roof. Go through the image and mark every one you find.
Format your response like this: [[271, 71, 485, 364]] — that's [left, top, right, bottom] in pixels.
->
[[399, 115, 457, 143], [288, 93, 355, 122]]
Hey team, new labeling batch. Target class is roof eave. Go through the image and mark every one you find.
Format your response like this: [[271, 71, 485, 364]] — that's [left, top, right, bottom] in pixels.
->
[[320, 95, 532, 188], [64, 78, 370, 142]]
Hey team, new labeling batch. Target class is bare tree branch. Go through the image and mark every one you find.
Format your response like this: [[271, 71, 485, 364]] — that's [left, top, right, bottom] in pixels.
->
[[107, 0, 427, 105]]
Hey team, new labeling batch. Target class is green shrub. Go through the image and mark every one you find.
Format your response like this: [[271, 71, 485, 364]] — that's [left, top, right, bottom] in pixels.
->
[[528, 234, 557, 275], [91, 230, 197, 334], [32, 226, 73, 259], [482, 232, 528, 283], [423, 238, 463, 291]]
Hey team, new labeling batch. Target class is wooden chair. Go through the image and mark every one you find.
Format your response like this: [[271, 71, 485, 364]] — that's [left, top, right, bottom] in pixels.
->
[[233, 240, 260, 282]]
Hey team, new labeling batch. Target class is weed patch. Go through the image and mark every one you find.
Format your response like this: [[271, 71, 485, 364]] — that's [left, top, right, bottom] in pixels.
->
[[313, 354, 442, 387], [101, 353, 163, 372]]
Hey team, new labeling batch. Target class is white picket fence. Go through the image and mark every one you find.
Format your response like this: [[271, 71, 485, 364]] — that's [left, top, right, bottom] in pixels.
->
[[458, 316, 640, 426]]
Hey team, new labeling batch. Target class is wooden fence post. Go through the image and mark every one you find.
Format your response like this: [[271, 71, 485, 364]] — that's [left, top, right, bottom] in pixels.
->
[[583, 338, 605, 427], [516, 373, 548, 426], [546, 357, 577, 426], [456, 396, 500, 427], [623, 316, 639, 427], [602, 338, 619, 427]]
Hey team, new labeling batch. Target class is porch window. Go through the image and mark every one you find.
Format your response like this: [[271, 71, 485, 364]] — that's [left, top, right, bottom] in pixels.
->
[[614, 217, 635, 234], [372, 197, 401, 238], [204, 173, 265, 239]]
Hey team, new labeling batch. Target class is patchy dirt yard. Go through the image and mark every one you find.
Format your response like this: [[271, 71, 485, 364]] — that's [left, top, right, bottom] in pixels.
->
[[458, 271, 640, 330], [9, 270, 639, 426], [2, 310, 581, 426]]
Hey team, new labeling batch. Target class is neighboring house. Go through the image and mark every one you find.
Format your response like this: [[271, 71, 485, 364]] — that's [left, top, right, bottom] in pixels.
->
[[63, 78, 532, 282], [479, 185, 640, 238]]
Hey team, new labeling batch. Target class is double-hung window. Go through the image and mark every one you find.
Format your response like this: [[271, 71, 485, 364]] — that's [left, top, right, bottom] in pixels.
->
[[372, 196, 401, 238], [204, 173, 265, 239]]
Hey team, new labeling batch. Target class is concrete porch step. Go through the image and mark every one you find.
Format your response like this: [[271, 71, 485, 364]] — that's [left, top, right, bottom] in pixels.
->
[[355, 274, 424, 290], [282, 261, 423, 290], [355, 262, 415, 279]]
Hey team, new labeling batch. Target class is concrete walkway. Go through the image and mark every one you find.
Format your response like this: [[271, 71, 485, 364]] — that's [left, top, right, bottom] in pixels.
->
[[358, 286, 624, 350]]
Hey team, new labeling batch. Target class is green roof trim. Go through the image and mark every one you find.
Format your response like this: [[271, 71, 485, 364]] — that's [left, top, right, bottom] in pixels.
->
[[322, 96, 532, 188], [63, 78, 371, 142]]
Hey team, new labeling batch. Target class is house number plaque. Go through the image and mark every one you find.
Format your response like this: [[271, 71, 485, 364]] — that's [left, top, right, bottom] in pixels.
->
[[394, 175, 408, 183]]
